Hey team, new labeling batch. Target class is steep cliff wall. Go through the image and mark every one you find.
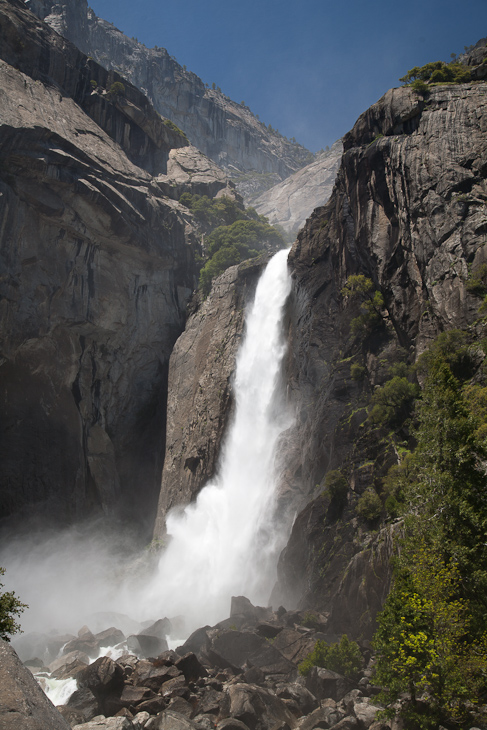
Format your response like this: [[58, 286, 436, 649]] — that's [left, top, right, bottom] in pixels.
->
[[276, 78, 487, 636], [153, 257, 268, 537], [253, 141, 342, 237], [25, 0, 313, 195], [0, 0, 201, 530]]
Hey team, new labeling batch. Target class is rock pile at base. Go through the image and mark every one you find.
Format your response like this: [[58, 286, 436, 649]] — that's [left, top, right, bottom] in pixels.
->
[[7, 597, 389, 730]]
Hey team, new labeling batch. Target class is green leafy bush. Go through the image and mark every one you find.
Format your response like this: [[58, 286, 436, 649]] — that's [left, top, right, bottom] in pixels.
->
[[108, 81, 125, 98], [368, 376, 418, 429], [400, 60, 471, 86], [350, 363, 366, 381], [324, 468, 348, 506], [199, 219, 285, 295], [0, 568, 26, 641], [356, 487, 382, 521], [162, 118, 188, 141], [299, 635, 362, 678], [341, 275, 385, 337]]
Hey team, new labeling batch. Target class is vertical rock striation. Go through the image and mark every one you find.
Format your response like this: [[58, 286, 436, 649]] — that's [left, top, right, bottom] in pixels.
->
[[0, 0, 198, 530], [25, 0, 313, 194], [276, 79, 487, 636]]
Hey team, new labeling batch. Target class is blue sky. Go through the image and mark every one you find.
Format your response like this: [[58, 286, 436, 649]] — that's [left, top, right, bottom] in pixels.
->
[[89, 0, 487, 152]]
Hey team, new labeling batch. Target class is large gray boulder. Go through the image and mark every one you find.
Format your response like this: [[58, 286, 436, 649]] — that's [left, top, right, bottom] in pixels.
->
[[0, 638, 70, 729]]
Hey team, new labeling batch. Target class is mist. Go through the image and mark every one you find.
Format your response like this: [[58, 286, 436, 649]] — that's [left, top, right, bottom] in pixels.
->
[[0, 250, 294, 646]]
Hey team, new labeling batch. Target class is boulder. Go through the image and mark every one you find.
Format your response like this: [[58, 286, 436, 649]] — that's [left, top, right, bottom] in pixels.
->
[[176, 652, 208, 682], [275, 681, 319, 716], [95, 628, 127, 648], [149, 709, 199, 730], [305, 667, 354, 702], [208, 630, 294, 675], [77, 656, 125, 700], [297, 699, 343, 730], [141, 619, 172, 640], [72, 718, 134, 729], [64, 627, 101, 658], [217, 720, 251, 730], [65, 687, 102, 722], [177, 627, 211, 658], [127, 634, 168, 659], [220, 683, 297, 730], [132, 660, 182, 691], [0, 639, 70, 730], [49, 650, 90, 676]]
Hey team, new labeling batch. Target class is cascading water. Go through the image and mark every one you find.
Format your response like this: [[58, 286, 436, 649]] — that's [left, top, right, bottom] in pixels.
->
[[142, 247, 293, 631], [1, 248, 293, 651]]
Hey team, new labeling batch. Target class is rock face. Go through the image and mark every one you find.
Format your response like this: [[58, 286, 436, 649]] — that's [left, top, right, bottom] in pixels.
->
[[0, 0, 199, 528], [0, 639, 70, 729], [253, 142, 343, 237], [26, 0, 313, 194], [153, 257, 267, 537], [275, 78, 487, 635]]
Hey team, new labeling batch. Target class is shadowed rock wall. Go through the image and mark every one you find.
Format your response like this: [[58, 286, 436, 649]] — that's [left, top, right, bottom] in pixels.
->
[[0, 0, 197, 530]]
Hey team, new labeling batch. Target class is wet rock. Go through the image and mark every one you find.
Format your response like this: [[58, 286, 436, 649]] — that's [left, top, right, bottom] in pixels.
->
[[176, 652, 208, 683], [132, 660, 182, 691], [160, 675, 190, 699], [65, 686, 101, 722], [192, 687, 225, 716], [49, 650, 91, 677], [63, 627, 101, 658], [177, 627, 211, 658], [0, 639, 70, 729], [95, 628, 127, 648], [142, 619, 172, 641], [119, 684, 157, 709], [77, 656, 125, 700], [134, 696, 168, 716], [127, 635, 169, 659], [166, 696, 194, 719]]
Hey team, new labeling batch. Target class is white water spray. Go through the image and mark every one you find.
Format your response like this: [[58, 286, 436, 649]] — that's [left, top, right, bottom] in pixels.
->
[[1, 249, 293, 645], [143, 248, 293, 629]]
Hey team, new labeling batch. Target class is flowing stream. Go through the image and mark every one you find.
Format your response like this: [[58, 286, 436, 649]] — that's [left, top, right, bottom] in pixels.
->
[[142, 247, 293, 631]]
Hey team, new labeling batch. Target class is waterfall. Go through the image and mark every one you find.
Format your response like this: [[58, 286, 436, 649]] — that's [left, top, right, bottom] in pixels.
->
[[0, 249, 293, 641], [142, 248, 293, 631]]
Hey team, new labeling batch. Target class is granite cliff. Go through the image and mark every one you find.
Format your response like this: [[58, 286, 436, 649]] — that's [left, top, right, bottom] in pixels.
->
[[0, 0, 234, 531], [26, 0, 313, 197], [253, 141, 342, 237], [157, 64, 487, 637]]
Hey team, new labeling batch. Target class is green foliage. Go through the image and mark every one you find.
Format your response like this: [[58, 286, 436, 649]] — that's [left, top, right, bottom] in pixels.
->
[[373, 330, 487, 726], [368, 376, 418, 429], [350, 363, 366, 381], [356, 487, 382, 521], [108, 81, 125, 98], [324, 469, 348, 506], [90, 79, 97, 89], [342, 275, 385, 337], [374, 548, 487, 728], [299, 635, 362, 678], [411, 79, 429, 94], [0, 568, 26, 641], [466, 262, 487, 296], [400, 60, 471, 87], [415, 329, 475, 381], [199, 219, 285, 295], [162, 118, 188, 141]]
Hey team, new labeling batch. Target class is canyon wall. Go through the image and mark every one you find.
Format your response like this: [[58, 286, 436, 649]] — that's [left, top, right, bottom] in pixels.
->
[[0, 0, 209, 531], [25, 0, 313, 196], [277, 77, 487, 636]]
